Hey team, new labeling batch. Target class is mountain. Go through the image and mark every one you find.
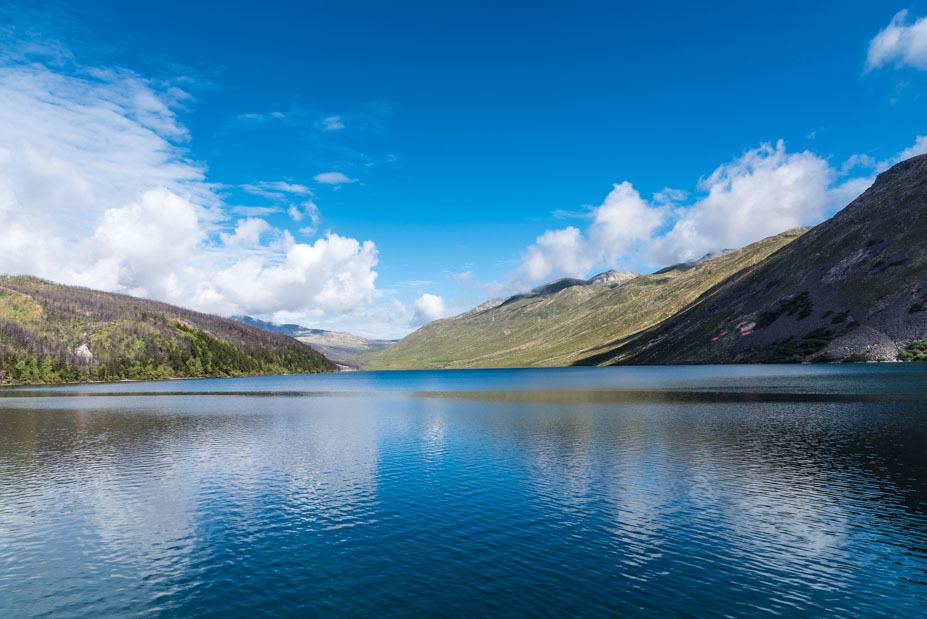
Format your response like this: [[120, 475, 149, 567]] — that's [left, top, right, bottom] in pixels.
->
[[0, 276, 337, 384], [360, 230, 805, 369], [576, 154, 927, 365], [231, 316, 395, 366], [364, 155, 927, 369]]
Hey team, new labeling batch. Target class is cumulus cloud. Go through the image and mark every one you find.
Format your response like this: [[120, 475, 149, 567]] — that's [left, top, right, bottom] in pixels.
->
[[511, 182, 664, 289], [199, 233, 378, 318], [411, 293, 448, 326], [0, 49, 379, 324], [314, 171, 356, 185], [497, 140, 876, 294], [517, 227, 592, 284], [588, 181, 666, 264], [219, 216, 271, 249], [866, 10, 927, 71], [649, 140, 838, 263]]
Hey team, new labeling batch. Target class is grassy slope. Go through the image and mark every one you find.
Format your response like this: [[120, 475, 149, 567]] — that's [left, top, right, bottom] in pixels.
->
[[578, 154, 927, 365], [0, 276, 337, 384], [361, 229, 805, 369]]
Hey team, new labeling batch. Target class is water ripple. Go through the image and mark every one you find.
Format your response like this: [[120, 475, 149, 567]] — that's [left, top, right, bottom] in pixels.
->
[[1, 367, 926, 616]]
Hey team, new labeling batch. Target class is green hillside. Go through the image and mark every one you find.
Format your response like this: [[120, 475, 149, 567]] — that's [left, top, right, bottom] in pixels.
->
[[0, 276, 337, 384], [363, 154, 927, 369], [578, 153, 927, 365], [360, 229, 805, 369]]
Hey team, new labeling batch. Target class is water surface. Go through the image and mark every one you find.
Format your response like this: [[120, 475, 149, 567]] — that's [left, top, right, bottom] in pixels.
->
[[1, 365, 926, 616]]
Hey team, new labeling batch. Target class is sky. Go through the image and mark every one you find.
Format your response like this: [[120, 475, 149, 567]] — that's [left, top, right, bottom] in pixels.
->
[[1, 1, 926, 338]]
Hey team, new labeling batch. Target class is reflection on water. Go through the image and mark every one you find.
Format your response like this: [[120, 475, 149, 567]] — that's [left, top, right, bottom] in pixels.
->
[[1, 366, 926, 616]]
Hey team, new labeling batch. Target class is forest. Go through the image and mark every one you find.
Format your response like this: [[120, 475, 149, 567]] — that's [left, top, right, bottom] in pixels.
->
[[0, 276, 337, 384]]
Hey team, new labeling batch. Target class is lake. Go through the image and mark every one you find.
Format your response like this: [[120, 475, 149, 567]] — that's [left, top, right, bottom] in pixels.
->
[[1, 365, 926, 616]]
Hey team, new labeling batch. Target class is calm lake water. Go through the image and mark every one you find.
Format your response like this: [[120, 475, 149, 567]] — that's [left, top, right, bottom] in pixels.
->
[[1, 365, 926, 617]]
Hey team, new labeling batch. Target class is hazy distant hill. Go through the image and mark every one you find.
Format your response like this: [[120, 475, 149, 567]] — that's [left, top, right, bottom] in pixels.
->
[[578, 154, 927, 365], [232, 316, 395, 366], [0, 276, 337, 384], [360, 230, 804, 369]]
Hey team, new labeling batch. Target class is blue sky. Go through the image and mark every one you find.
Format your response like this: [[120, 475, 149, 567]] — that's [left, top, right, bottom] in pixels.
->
[[1, 1, 926, 337]]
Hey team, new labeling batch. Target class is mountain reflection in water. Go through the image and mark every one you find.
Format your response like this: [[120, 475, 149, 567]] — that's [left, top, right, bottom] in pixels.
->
[[1, 365, 926, 616]]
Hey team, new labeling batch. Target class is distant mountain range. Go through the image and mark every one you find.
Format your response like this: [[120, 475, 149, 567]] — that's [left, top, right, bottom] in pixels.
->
[[0, 277, 336, 384], [5, 156, 926, 380], [231, 316, 395, 366], [362, 154, 927, 368]]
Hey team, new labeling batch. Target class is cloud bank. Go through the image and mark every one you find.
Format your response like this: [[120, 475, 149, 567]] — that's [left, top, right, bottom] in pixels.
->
[[0, 53, 380, 324], [500, 140, 884, 293]]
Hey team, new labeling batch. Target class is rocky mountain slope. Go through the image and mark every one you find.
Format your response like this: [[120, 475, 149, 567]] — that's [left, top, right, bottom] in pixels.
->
[[232, 316, 394, 366], [360, 230, 805, 369], [0, 276, 337, 384], [577, 154, 927, 365]]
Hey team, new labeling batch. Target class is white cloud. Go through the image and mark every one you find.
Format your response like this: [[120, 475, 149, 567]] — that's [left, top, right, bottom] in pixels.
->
[[866, 10, 927, 71], [652, 187, 688, 204], [509, 182, 663, 289], [842, 135, 927, 177], [322, 115, 345, 131], [288, 199, 321, 235], [236, 110, 285, 122], [412, 293, 448, 326], [892, 134, 927, 163], [219, 217, 271, 249], [517, 226, 593, 284], [840, 153, 877, 175], [496, 140, 876, 294], [242, 180, 312, 197], [588, 181, 665, 264], [198, 233, 379, 318], [649, 140, 838, 263], [314, 171, 356, 185], [0, 51, 380, 324], [231, 205, 282, 216]]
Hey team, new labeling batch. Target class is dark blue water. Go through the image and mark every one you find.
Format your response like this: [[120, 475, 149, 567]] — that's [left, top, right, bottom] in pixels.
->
[[1, 365, 926, 616]]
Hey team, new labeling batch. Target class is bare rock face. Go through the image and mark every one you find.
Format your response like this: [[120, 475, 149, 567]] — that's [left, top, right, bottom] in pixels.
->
[[586, 271, 640, 286], [74, 344, 94, 363]]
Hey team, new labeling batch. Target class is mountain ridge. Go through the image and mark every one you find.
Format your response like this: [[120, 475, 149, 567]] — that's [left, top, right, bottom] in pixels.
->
[[577, 154, 927, 365], [362, 155, 927, 369], [0, 276, 337, 384], [231, 315, 395, 366], [360, 229, 807, 369]]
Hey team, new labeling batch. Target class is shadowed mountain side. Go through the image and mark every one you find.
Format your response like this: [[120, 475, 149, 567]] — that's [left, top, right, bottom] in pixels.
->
[[576, 154, 927, 366], [0, 276, 337, 384], [360, 230, 805, 369]]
